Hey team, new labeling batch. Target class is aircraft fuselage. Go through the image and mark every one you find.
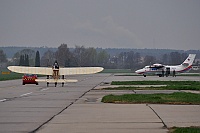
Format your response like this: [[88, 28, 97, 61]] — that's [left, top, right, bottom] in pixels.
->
[[135, 54, 195, 77]]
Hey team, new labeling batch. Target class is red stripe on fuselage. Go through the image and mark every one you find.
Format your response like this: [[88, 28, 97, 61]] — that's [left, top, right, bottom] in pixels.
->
[[177, 65, 192, 73]]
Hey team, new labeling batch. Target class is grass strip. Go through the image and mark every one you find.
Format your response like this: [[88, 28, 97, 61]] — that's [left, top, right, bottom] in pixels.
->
[[101, 92, 200, 104], [111, 81, 200, 86], [0, 73, 23, 81], [109, 81, 200, 90], [0, 72, 45, 81], [103, 85, 200, 90], [169, 127, 200, 133], [164, 85, 200, 90], [115, 74, 200, 76]]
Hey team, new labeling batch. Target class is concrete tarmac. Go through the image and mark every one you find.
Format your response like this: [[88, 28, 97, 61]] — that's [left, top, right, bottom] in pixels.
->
[[0, 74, 199, 133]]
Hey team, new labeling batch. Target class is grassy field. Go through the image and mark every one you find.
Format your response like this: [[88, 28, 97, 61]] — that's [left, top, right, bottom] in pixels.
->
[[169, 127, 200, 133], [111, 81, 200, 85], [103, 85, 200, 90], [107, 81, 200, 91], [0, 68, 44, 81], [101, 92, 200, 104], [0, 72, 23, 81], [115, 73, 200, 76]]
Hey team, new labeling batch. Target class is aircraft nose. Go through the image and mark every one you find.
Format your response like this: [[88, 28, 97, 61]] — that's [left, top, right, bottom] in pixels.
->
[[135, 69, 144, 74], [135, 70, 140, 73]]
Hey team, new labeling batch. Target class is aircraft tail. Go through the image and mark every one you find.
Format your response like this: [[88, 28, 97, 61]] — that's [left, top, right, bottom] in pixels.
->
[[182, 54, 196, 66]]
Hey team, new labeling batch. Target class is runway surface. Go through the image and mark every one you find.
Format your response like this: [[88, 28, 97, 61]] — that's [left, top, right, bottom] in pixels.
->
[[0, 74, 199, 133]]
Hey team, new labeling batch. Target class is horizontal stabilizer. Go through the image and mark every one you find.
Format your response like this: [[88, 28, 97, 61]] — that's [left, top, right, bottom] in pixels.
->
[[35, 79, 78, 83]]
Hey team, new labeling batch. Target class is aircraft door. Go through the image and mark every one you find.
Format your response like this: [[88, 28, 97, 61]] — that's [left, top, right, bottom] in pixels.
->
[[165, 67, 170, 77]]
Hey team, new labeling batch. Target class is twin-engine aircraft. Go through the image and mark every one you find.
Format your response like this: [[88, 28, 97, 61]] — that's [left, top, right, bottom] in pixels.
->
[[135, 54, 196, 77], [8, 61, 104, 87]]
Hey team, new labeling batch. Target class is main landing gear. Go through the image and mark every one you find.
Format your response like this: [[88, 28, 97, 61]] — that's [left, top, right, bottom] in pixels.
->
[[46, 75, 65, 87], [47, 75, 49, 87]]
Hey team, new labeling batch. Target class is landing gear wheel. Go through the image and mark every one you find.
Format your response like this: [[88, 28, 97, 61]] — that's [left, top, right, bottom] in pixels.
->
[[55, 82, 57, 87], [62, 75, 64, 87], [143, 75, 146, 77], [47, 75, 49, 87]]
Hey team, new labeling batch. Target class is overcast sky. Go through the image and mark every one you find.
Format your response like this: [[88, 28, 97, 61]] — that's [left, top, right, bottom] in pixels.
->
[[0, 0, 200, 50]]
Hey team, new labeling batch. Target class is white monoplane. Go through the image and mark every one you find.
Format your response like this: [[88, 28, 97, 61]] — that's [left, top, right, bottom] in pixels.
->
[[8, 61, 104, 87]]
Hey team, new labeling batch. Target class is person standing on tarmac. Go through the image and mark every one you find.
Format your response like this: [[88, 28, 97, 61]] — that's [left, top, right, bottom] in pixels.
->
[[173, 70, 176, 77]]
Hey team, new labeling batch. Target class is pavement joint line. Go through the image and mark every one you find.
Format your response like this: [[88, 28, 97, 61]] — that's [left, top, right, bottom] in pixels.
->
[[147, 104, 168, 129], [100, 74, 113, 84], [20, 92, 33, 97], [132, 90, 136, 94], [31, 95, 85, 132], [30, 76, 110, 133], [29, 101, 75, 133]]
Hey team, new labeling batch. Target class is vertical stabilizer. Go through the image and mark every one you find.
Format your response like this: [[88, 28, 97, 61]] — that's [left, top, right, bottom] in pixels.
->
[[182, 54, 196, 66]]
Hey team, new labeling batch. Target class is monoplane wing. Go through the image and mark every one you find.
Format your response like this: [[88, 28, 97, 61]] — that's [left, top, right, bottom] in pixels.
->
[[59, 67, 104, 75], [8, 66, 104, 75], [7, 66, 52, 75]]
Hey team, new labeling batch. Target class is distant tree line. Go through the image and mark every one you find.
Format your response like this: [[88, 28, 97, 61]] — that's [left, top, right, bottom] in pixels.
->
[[40, 44, 197, 71], [1, 45, 200, 71], [35, 51, 40, 67], [40, 44, 109, 68], [0, 49, 7, 63], [19, 54, 29, 66]]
